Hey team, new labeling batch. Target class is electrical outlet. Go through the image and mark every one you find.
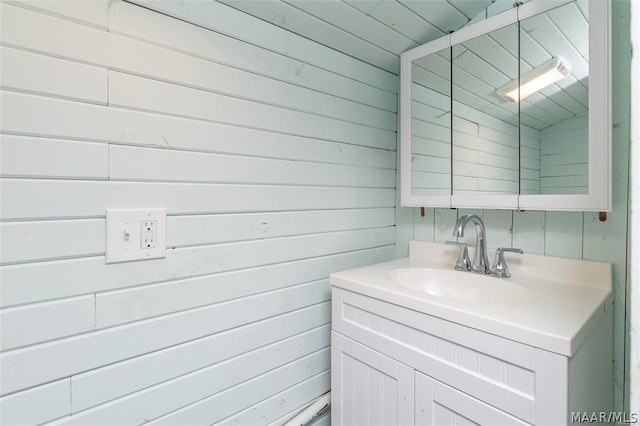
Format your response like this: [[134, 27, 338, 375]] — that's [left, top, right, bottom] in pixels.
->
[[141, 220, 157, 249], [106, 209, 166, 263]]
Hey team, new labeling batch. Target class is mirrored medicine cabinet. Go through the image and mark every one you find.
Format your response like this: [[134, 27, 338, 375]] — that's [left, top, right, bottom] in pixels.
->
[[400, 0, 611, 211]]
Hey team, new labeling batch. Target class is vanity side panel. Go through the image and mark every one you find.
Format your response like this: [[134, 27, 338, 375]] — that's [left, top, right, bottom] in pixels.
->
[[534, 349, 568, 425], [567, 305, 614, 424]]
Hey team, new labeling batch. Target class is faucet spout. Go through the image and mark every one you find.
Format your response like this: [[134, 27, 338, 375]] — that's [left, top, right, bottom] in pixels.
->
[[452, 215, 491, 274]]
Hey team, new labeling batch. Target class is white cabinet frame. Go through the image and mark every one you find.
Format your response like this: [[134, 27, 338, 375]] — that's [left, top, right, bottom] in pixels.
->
[[399, 0, 611, 211], [331, 287, 613, 425]]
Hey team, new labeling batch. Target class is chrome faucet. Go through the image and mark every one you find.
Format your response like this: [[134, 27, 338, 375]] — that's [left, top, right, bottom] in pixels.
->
[[452, 214, 491, 274]]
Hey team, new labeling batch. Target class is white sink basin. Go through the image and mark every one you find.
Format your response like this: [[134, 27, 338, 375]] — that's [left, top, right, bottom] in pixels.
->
[[388, 268, 536, 305]]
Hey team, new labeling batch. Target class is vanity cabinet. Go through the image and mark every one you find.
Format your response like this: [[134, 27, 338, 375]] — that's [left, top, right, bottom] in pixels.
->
[[331, 287, 613, 426], [332, 333, 414, 425], [414, 372, 528, 426]]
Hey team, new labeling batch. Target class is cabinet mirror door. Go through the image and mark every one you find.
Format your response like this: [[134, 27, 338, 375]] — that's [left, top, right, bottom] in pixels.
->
[[399, 0, 610, 211], [401, 39, 451, 207], [518, 1, 589, 196], [452, 21, 520, 208], [402, 41, 452, 206]]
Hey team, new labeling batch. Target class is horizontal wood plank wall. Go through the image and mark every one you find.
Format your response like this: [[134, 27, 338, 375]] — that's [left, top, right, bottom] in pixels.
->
[[452, 102, 521, 195], [539, 114, 588, 194], [0, 0, 397, 423], [411, 82, 451, 195]]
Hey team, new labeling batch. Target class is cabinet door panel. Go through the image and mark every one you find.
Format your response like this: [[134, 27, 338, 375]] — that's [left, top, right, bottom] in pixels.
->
[[415, 371, 531, 426], [331, 332, 414, 426]]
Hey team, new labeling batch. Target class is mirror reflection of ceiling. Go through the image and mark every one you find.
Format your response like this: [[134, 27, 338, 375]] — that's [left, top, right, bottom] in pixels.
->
[[216, 0, 536, 74], [518, 1, 588, 130], [451, 1, 588, 132], [219, 0, 586, 130]]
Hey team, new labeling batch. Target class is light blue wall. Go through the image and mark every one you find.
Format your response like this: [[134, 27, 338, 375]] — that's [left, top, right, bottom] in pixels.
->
[[397, 0, 632, 412], [0, 0, 397, 423]]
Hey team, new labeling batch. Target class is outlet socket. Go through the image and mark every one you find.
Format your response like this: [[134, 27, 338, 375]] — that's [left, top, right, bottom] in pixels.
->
[[106, 209, 166, 263], [141, 220, 158, 249]]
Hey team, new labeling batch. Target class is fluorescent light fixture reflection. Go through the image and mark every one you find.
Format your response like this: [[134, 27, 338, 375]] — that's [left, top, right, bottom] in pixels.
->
[[497, 56, 572, 102]]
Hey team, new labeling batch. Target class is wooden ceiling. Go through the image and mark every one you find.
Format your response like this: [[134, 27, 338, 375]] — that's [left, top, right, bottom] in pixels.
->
[[217, 0, 587, 130], [216, 0, 509, 74]]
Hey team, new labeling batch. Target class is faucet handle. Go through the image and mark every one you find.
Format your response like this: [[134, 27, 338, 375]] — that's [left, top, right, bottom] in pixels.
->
[[490, 247, 523, 278], [446, 241, 471, 271]]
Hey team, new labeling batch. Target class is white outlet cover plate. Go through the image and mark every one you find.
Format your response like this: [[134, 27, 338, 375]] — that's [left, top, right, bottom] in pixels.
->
[[106, 208, 167, 264]]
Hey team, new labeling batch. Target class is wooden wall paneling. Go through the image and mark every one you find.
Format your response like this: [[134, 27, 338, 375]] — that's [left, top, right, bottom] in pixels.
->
[[58, 338, 330, 425], [108, 145, 395, 188], [512, 211, 546, 255], [453, 76, 520, 126], [540, 177, 588, 194], [309, 413, 331, 426], [147, 367, 331, 426], [0, 3, 110, 65], [582, 2, 631, 395], [0, 281, 330, 396], [107, 71, 395, 150], [412, 172, 451, 194], [0, 378, 71, 425], [453, 160, 518, 182], [412, 66, 450, 107], [413, 208, 436, 242], [0, 219, 104, 265], [71, 304, 330, 412], [214, 372, 329, 426], [521, 125, 541, 195], [454, 50, 511, 99], [0, 46, 107, 104], [0, 135, 108, 180], [483, 210, 514, 250], [519, 10, 588, 115], [434, 208, 459, 243], [452, 97, 520, 195], [213, 0, 400, 74], [0, 92, 395, 169], [345, 0, 444, 44], [411, 155, 450, 175], [1, 234, 394, 309], [2, 0, 108, 30], [108, 0, 398, 112], [0, 179, 395, 220], [540, 119, 588, 156], [397, 0, 467, 33], [460, 31, 517, 75], [104, 35, 395, 130], [167, 208, 395, 248], [276, 0, 417, 54], [126, 0, 397, 92], [0, 0, 399, 423], [0, 241, 394, 306], [0, 295, 95, 351], [94, 247, 389, 328], [540, 116, 588, 194], [543, 212, 584, 258]]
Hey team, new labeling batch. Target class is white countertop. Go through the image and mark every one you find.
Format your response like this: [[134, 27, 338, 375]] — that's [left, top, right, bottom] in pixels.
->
[[330, 241, 613, 356]]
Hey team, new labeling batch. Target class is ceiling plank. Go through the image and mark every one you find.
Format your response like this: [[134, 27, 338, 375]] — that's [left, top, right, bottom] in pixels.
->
[[219, 0, 400, 73], [345, 0, 445, 44], [283, 0, 418, 55], [447, 0, 494, 19], [399, 0, 469, 33]]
